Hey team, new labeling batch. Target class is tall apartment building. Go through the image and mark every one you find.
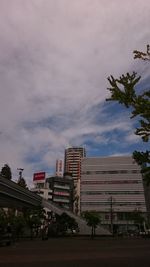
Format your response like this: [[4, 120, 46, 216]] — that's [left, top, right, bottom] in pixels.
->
[[64, 147, 86, 214], [80, 156, 147, 233]]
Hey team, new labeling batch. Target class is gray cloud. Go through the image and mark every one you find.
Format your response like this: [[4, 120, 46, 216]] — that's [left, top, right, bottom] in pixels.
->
[[0, 0, 149, 184]]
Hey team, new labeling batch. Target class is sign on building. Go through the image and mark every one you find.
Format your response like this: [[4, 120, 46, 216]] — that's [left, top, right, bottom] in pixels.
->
[[33, 172, 46, 182]]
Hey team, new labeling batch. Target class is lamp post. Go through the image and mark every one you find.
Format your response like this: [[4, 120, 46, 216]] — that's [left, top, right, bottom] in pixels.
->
[[17, 168, 24, 180]]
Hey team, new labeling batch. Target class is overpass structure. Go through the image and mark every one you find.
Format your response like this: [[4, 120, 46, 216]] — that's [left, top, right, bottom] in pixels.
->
[[0, 175, 110, 235], [0, 175, 42, 208]]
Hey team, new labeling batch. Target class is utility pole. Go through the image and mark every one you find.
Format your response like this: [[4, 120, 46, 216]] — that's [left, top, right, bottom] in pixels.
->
[[109, 196, 114, 234]]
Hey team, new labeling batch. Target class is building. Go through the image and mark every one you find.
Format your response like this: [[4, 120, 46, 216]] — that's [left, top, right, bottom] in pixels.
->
[[31, 174, 73, 211], [64, 147, 86, 180], [55, 159, 63, 177], [46, 176, 73, 211], [80, 156, 147, 233], [64, 147, 86, 214]]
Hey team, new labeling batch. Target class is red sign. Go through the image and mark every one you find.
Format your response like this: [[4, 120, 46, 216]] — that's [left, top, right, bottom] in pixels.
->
[[33, 172, 45, 181]]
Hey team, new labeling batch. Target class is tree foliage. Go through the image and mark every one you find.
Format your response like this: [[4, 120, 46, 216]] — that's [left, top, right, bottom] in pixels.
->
[[83, 211, 101, 238], [107, 45, 150, 183], [53, 212, 78, 236], [1, 164, 12, 180], [0, 209, 7, 230], [17, 177, 28, 189], [24, 206, 46, 238], [133, 44, 150, 61]]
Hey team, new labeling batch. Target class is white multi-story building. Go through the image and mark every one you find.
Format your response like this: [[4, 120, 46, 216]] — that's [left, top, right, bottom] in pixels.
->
[[31, 174, 73, 211], [80, 156, 147, 233]]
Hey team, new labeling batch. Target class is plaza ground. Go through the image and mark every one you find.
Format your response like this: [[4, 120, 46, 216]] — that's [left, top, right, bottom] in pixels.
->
[[0, 237, 150, 267]]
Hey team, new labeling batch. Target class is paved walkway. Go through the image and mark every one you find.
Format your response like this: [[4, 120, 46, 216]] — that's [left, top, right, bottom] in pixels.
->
[[0, 237, 150, 267]]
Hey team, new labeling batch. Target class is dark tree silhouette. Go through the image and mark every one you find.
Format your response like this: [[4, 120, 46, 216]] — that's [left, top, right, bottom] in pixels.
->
[[83, 211, 101, 239], [1, 164, 12, 180], [17, 177, 28, 189]]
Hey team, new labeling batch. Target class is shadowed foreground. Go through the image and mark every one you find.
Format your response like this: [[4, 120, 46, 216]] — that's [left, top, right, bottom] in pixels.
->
[[0, 237, 150, 267]]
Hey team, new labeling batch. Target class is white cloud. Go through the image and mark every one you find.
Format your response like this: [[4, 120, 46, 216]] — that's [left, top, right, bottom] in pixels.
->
[[0, 0, 149, 185], [124, 132, 141, 144]]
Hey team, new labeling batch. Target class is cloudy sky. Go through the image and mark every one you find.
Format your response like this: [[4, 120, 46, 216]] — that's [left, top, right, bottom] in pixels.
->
[[0, 0, 149, 186]]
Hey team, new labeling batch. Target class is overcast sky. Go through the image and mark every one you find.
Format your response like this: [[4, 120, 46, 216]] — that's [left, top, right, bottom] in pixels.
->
[[0, 0, 149, 186]]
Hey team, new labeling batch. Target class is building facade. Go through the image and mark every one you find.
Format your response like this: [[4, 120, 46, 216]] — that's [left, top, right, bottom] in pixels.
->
[[80, 156, 147, 233], [46, 176, 73, 211], [64, 147, 86, 214], [32, 175, 73, 211]]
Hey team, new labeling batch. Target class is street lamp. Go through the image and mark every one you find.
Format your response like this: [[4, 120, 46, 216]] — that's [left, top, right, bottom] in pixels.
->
[[17, 168, 24, 179]]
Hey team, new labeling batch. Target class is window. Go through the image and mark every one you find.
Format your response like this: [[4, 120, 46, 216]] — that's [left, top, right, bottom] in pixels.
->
[[81, 180, 141, 185], [81, 202, 145, 206], [81, 191, 143, 195], [82, 170, 140, 175]]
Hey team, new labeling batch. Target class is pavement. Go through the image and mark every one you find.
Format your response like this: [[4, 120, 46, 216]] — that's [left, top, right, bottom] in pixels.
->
[[0, 237, 150, 267]]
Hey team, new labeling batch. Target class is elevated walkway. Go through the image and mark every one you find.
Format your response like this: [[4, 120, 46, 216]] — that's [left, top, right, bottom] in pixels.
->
[[42, 199, 111, 236], [0, 175, 42, 208]]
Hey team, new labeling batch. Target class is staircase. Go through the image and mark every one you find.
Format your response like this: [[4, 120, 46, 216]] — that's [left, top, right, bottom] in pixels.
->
[[42, 199, 111, 236]]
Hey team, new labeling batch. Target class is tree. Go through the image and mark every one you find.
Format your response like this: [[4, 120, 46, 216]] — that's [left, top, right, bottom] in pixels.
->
[[25, 206, 46, 239], [83, 211, 101, 239], [0, 209, 7, 230], [1, 164, 12, 180], [60, 213, 78, 234], [106, 45, 150, 183], [52, 213, 78, 236], [9, 213, 26, 241], [17, 177, 28, 189]]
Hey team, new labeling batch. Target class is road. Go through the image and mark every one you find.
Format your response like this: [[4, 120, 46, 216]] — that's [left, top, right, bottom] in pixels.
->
[[0, 237, 150, 267]]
